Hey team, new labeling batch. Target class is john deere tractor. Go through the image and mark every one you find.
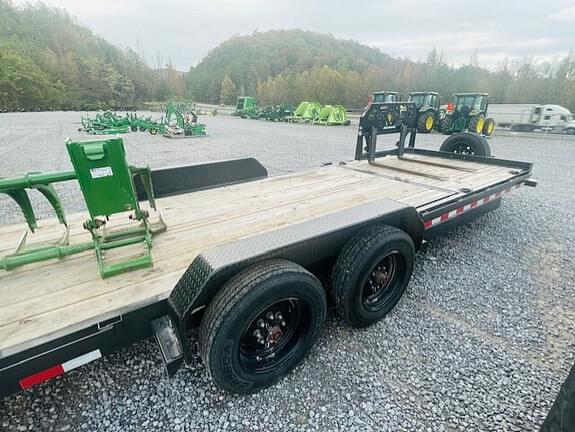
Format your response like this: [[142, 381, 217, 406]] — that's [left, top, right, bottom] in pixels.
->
[[441, 93, 495, 136], [408, 91, 441, 133]]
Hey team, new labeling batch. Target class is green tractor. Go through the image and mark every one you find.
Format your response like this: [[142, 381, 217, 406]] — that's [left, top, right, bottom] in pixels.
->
[[235, 96, 258, 118], [408, 91, 441, 133], [441, 93, 496, 136], [372, 91, 400, 104]]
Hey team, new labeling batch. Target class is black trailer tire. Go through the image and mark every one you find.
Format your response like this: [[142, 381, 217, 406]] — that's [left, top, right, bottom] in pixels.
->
[[331, 225, 415, 328], [199, 259, 327, 394], [418, 112, 435, 133], [149, 128, 158, 135], [565, 127, 575, 135], [483, 118, 496, 136], [130, 125, 138, 132], [469, 114, 485, 134], [439, 132, 492, 157]]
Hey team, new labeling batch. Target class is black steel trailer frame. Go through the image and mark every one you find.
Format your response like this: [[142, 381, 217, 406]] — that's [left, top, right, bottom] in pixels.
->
[[0, 104, 535, 397]]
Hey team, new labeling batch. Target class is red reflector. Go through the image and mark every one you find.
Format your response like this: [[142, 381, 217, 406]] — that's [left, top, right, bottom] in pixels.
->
[[440, 213, 449, 222], [423, 220, 433, 229], [19, 364, 64, 390]]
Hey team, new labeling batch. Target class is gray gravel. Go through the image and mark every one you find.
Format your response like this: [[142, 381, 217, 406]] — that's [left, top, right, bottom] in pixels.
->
[[1, 112, 574, 431]]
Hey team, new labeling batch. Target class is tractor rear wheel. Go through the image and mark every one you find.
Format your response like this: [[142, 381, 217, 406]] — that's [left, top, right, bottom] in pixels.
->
[[418, 112, 435, 133], [439, 133, 491, 157], [469, 114, 485, 134], [441, 116, 453, 134], [483, 118, 496, 136]]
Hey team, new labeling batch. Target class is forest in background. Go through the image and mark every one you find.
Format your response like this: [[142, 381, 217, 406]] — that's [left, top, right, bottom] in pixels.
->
[[1, 1, 574, 112]]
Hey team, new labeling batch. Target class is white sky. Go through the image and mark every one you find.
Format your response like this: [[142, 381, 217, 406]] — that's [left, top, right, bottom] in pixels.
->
[[13, 0, 575, 71]]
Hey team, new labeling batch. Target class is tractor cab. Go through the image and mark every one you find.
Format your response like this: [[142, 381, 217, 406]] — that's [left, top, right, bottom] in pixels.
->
[[451, 93, 488, 115], [372, 91, 400, 104], [408, 91, 440, 110]]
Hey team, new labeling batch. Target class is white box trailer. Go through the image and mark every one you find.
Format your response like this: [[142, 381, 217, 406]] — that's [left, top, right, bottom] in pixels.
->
[[488, 104, 575, 134]]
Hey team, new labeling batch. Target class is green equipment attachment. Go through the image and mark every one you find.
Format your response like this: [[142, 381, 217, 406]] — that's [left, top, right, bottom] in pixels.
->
[[0, 137, 166, 278], [287, 101, 309, 123], [313, 105, 334, 125], [327, 105, 350, 126], [163, 102, 207, 138], [301, 102, 322, 123]]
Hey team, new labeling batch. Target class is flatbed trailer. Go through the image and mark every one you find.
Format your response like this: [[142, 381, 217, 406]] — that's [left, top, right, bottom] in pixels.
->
[[0, 103, 535, 396]]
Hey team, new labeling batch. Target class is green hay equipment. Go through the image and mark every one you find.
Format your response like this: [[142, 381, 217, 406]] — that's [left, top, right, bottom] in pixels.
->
[[163, 102, 207, 138], [408, 91, 441, 133], [326, 105, 350, 126], [441, 93, 495, 136], [301, 102, 321, 123], [287, 101, 310, 123], [235, 97, 258, 118], [313, 105, 333, 125], [0, 137, 165, 278]]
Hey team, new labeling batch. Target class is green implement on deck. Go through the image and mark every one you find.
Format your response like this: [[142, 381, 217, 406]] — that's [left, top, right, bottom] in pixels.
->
[[0, 137, 165, 278]]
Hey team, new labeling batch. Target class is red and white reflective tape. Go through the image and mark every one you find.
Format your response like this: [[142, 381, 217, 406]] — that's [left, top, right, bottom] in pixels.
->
[[19, 349, 102, 390], [423, 183, 522, 230]]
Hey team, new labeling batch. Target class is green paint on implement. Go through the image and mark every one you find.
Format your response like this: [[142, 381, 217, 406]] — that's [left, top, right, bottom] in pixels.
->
[[0, 137, 165, 278]]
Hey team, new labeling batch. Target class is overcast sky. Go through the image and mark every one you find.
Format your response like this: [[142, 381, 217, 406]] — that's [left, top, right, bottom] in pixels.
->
[[14, 0, 575, 71]]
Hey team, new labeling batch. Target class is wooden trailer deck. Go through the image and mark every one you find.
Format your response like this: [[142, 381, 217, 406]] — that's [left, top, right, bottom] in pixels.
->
[[0, 154, 520, 358]]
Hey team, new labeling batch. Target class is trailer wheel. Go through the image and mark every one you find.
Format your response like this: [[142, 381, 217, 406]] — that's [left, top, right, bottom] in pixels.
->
[[566, 127, 575, 135], [130, 125, 138, 132], [149, 128, 158, 135], [331, 225, 415, 328], [439, 133, 491, 157], [418, 112, 435, 133], [199, 260, 326, 394]]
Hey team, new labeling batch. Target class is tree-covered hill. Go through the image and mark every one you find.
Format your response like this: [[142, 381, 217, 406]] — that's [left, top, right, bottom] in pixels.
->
[[0, 0, 183, 111], [188, 30, 575, 111]]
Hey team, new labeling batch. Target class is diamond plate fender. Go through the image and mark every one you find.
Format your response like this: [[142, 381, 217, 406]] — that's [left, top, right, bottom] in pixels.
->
[[168, 198, 423, 363]]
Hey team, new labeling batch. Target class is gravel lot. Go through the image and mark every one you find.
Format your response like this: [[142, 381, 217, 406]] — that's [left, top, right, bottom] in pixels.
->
[[1, 112, 574, 431]]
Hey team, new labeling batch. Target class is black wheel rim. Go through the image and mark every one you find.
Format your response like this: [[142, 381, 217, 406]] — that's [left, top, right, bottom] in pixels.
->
[[450, 142, 477, 155], [239, 298, 308, 373], [361, 252, 404, 311]]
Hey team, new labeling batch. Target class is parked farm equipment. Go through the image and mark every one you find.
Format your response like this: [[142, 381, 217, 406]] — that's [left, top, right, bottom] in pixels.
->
[[372, 91, 400, 104], [0, 137, 165, 278], [80, 111, 131, 135], [408, 91, 442, 133], [163, 102, 207, 138], [235, 96, 258, 118], [441, 93, 496, 136]]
